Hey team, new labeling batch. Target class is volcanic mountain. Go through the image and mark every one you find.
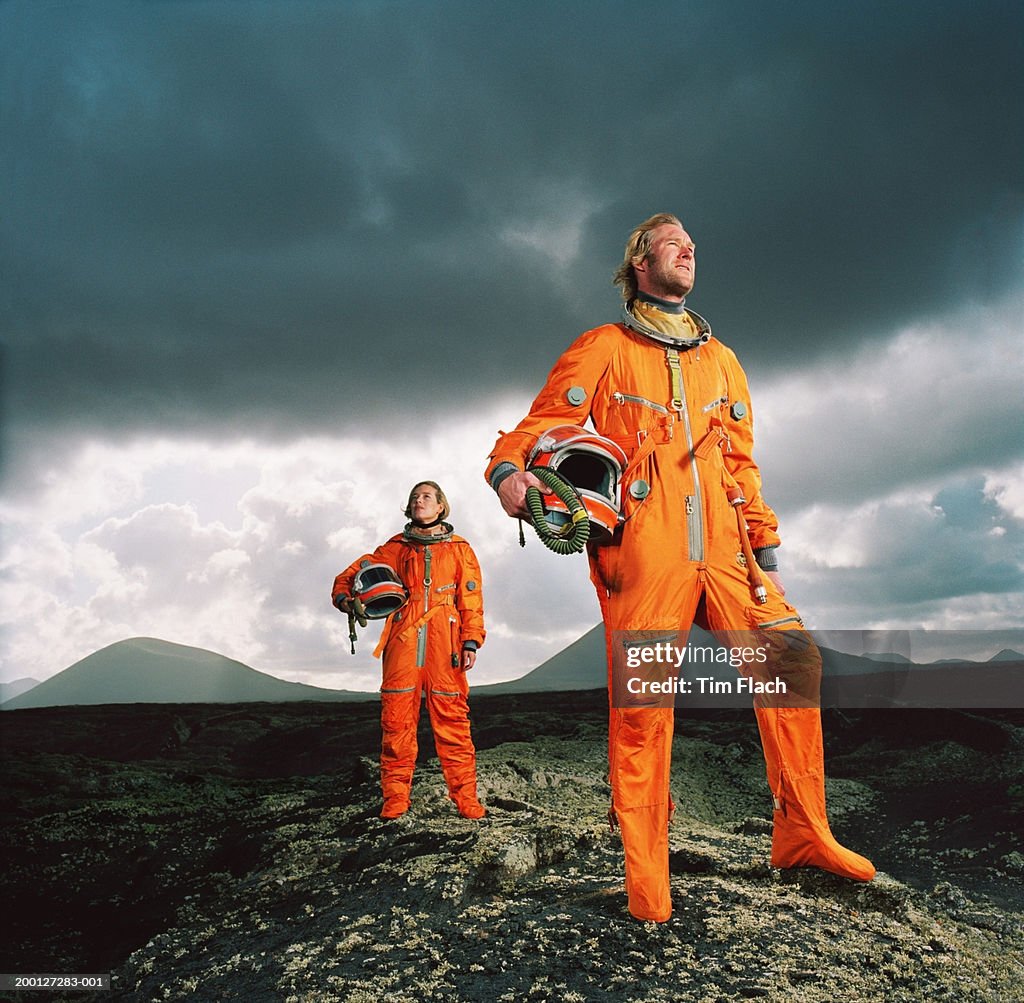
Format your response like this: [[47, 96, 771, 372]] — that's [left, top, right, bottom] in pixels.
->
[[1, 637, 373, 709], [0, 677, 40, 703]]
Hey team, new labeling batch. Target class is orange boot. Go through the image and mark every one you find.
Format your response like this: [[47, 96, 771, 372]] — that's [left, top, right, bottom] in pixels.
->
[[380, 794, 410, 819], [450, 784, 486, 819], [755, 706, 875, 881], [380, 766, 412, 818]]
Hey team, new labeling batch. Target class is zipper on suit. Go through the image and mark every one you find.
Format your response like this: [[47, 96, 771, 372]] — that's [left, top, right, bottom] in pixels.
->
[[416, 545, 432, 668], [685, 495, 703, 563], [611, 391, 669, 414], [756, 615, 804, 630], [702, 394, 729, 413], [666, 348, 705, 562]]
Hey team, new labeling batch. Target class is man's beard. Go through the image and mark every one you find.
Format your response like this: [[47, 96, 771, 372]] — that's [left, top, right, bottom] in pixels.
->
[[647, 261, 694, 298]]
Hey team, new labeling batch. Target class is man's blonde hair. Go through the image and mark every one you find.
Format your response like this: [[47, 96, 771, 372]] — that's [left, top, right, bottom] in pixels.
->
[[612, 213, 683, 303], [404, 480, 450, 520]]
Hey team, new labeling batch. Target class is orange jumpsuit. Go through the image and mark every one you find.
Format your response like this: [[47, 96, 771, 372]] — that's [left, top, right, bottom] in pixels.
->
[[487, 314, 873, 921], [333, 527, 486, 819]]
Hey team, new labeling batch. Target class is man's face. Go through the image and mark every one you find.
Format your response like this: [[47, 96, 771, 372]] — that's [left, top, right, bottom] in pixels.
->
[[633, 222, 696, 300], [409, 485, 443, 524]]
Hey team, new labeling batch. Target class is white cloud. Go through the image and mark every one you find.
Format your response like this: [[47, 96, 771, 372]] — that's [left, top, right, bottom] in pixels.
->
[[778, 473, 1023, 631], [985, 463, 1024, 520], [1, 405, 601, 687]]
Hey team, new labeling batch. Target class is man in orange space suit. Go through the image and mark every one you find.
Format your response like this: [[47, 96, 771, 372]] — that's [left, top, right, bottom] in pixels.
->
[[485, 213, 874, 922], [333, 481, 487, 820]]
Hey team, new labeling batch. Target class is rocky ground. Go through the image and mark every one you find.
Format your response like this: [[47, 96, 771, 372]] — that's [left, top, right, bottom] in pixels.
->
[[1, 694, 1022, 1002]]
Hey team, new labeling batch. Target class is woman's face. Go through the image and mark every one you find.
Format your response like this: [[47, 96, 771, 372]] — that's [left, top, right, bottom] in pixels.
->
[[409, 484, 443, 524]]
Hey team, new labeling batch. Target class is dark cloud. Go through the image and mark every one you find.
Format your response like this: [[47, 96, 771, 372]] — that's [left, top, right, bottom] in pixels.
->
[[1, 0, 1021, 449], [809, 476, 1024, 612]]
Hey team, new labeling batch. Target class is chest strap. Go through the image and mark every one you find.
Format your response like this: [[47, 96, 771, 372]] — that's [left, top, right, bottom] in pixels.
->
[[665, 347, 685, 414], [374, 602, 455, 658]]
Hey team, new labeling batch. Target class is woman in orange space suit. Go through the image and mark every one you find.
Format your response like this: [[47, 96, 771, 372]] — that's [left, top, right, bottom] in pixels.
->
[[333, 481, 486, 820]]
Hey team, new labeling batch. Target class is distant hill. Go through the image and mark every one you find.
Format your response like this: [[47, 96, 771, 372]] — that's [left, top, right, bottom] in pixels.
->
[[477, 625, 606, 694], [928, 649, 1024, 666], [478, 623, 734, 695], [8, 632, 1020, 712], [476, 626, 1024, 710], [1, 638, 375, 709], [991, 649, 1024, 662], [861, 652, 913, 664], [0, 677, 41, 703], [476, 623, 906, 696]]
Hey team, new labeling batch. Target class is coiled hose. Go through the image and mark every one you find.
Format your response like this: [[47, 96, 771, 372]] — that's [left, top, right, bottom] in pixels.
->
[[525, 467, 591, 555]]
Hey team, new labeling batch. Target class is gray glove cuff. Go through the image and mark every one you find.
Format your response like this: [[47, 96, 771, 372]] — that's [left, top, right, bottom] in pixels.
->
[[489, 462, 521, 492]]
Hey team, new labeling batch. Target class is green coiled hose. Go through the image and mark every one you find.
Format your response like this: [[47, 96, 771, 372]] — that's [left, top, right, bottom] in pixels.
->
[[525, 467, 591, 555]]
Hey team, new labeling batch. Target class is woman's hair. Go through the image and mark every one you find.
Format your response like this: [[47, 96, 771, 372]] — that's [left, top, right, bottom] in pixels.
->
[[404, 480, 450, 520], [611, 212, 683, 303]]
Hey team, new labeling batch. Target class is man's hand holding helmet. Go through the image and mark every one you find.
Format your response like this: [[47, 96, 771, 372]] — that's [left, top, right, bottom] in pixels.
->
[[496, 469, 551, 519]]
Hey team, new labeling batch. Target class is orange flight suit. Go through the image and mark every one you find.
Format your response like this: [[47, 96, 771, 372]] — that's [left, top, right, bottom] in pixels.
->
[[333, 527, 486, 819], [487, 313, 873, 921]]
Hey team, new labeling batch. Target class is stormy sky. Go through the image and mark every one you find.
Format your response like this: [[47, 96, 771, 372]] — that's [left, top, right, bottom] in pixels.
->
[[2, 0, 1022, 688]]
